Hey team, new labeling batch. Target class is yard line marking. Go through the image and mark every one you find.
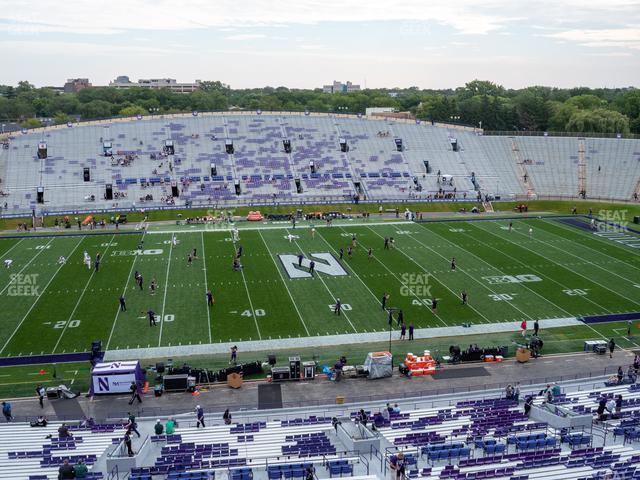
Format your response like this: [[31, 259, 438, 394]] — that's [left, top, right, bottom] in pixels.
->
[[105, 232, 146, 350], [334, 227, 449, 327], [158, 233, 175, 347], [411, 224, 539, 322], [201, 232, 213, 344], [0, 238, 24, 262], [365, 226, 494, 324], [231, 236, 262, 340], [494, 220, 640, 308], [542, 218, 640, 270], [468, 222, 614, 315], [0, 237, 54, 296], [257, 230, 310, 336], [52, 235, 116, 353], [285, 227, 358, 333], [331, 226, 447, 328], [315, 228, 392, 321], [454, 223, 598, 317], [0, 237, 83, 356]]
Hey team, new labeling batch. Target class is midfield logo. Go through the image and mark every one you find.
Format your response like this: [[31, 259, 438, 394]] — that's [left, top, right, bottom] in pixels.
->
[[278, 252, 348, 279]]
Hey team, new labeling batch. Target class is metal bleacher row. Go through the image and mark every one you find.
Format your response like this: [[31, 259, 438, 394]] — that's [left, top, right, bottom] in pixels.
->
[[1, 112, 638, 215], [5, 378, 640, 479]]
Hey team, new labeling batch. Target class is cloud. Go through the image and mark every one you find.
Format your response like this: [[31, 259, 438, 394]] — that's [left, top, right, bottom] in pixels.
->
[[224, 33, 267, 41], [0, 40, 180, 57], [543, 27, 640, 50]]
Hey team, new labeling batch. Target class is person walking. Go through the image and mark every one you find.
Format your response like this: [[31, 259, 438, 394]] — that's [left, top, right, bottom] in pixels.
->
[[195, 405, 205, 428], [533, 320, 539, 336], [119, 295, 126, 312], [229, 345, 238, 365], [609, 338, 616, 358], [126, 412, 141, 437], [520, 320, 527, 337], [36, 384, 45, 408], [381, 292, 389, 311], [1, 401, 12, 422], [128, 382, 142, 405], [400, 323, 406, 340], [124, 430, 134, 456], [334, 298, 342, 316], [408, 324, 414, 341]]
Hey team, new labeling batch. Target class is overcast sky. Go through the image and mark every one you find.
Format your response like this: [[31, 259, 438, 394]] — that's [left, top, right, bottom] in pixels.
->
[[0, 0, 638, 89]]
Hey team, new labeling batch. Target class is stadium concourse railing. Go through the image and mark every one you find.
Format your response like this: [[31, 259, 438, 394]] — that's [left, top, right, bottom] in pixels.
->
[[484, 130, 640, 140], [8, 366, 622, 424], [0, 195, 473, 219]]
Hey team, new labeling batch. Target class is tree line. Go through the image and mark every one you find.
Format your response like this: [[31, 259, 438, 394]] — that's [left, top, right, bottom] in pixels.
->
[[0, 79, 638, 134]]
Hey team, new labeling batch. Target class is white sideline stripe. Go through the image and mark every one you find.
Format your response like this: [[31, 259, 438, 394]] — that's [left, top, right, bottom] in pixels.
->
[[233, 236, 262, 340], [0, 238, 24, 261], [157, 232, 175, 346], [145, 220, 414, 234], [201, 231, 212, 344], [104, 316, 583, 360], [105, 231, 146, 350], [257, 230, 310, 336], [285, 227, 358, 333], [0, 237, 84, 355], [52, 235, 116, 353], [0, 237, 54, 296]]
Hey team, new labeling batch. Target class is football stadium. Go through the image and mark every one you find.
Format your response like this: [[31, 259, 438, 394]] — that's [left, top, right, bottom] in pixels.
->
[[1, 3, 640, 479]]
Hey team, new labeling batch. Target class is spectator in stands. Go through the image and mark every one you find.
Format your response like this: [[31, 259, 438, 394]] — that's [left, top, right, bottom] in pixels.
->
[[58, 458, 75, 479], [58, 423, 72, 439], [524, 396, 533, 416], [195, 405, 205, 428], [331, 417, 341, 433], [305, 466, 315, 480], [373, 411, 385, 429], [124, 430, 134, 456], [618, 366, 624, 384], [154, 419, 164, 435], [634, 355, 640, 372], [513, 383, 521, 402], [389, 451, 406, 479], [358, 409, 367, 427], [74, 459, 88, 478], [223, 409, 232, 425], [606, 397, 616, 420], [382, 407, 390, 423], [615, 394, 623, 418], [597, 397, 607, 422], [505, 384, 514, 400], [609, 338, 616, 358], [1, 401, 12, 421], [628, 365, 637, 384], [165, 418, 175, 434], [393, 404, 401, 414]]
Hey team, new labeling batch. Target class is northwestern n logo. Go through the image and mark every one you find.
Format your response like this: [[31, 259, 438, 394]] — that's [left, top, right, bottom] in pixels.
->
[[278, 252, 348, 279], [98, 377, 110, 392]]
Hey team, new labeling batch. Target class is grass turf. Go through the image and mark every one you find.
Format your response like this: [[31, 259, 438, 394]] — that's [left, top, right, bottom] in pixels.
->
[[0, 215, 639, 396]]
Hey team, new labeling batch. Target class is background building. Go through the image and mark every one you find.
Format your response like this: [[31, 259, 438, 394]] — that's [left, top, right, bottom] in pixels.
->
[[109, 76, 201, 93], [63, 78, 92, 93], [322, 80, 361, 94]]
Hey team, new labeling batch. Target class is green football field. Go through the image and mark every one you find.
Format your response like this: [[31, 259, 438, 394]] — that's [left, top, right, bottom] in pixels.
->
[[0, 216, 639, 357]]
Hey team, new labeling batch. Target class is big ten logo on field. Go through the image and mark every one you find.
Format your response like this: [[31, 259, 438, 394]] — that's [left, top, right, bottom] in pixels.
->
[[597, 209, 629, 234], [278, 253, 348, 279], [483, 274, 542, 285], [8, 273, 39, 296], [110, 249, 163, 256], [399, 273, 432, 297]]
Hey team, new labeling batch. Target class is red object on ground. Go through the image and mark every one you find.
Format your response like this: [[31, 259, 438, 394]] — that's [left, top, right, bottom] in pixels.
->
[[246, 211, 264, 221], [38, 369, 46, 375]]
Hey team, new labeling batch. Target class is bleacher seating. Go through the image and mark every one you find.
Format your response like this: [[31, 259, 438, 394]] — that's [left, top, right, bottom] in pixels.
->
[[2, 112, 636, 215]]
